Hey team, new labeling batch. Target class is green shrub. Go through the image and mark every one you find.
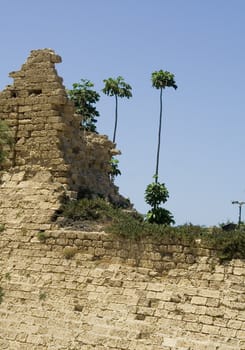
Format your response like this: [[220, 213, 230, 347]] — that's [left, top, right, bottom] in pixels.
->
[[204, 229, 245, 261], [61, 198, 115, 221], [63, 247, 78, 259], [37, 231, 47, 242], [0, 287, 4, 304], [39, 291, 47, 301], [106, 211, 144, 239], [5, 273, 11, 280], [0, 120, 13, 167], [0, 224, 5, 233]]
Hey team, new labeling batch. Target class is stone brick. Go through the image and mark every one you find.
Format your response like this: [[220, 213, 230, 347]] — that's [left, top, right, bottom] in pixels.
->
[[199, 315, 213, 325], [198, 289, 220, 298], [162, 337, 177, 347], [191, 296, 207, 305], [202, 324, 220, 335], [227, 319, 242, 329]]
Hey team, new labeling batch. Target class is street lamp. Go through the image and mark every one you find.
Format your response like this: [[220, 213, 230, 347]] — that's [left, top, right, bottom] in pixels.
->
[[232, 201, 245, 228]]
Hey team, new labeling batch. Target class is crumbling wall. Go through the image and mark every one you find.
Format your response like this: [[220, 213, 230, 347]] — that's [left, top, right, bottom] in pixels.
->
[[0, 49, 122, 228]]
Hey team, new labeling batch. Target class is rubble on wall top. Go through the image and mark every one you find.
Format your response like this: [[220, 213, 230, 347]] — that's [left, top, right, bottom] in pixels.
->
[[28, 48, 62, 63]]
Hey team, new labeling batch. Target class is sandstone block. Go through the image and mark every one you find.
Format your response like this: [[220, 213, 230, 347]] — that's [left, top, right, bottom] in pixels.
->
[[191, 296, 207, 305]]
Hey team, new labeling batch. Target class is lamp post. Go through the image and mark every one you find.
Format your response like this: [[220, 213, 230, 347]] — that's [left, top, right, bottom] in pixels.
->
[[232, 201, 245, 228]]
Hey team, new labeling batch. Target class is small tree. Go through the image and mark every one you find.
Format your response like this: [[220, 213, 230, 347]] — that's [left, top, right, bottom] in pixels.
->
[[102, 76, 132, 143], [144, 70, 177, 225], [145, 179, 175, 225], [67, 79, 100, 132], [151, 70, 177, 183], [109, 157, 121, 183], [0, 120, 13, 167]]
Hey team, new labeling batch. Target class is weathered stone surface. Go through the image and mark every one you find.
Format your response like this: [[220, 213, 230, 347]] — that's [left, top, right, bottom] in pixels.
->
[[0, 49, 245, 349], [0, 228, 245, 350]]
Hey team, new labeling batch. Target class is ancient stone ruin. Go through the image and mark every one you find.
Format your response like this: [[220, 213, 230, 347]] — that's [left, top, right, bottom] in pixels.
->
[[0, 49, 121, 230], [0, 50, 245, 350]]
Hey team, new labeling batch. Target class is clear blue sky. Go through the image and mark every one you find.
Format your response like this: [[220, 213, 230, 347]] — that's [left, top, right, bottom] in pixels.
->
[[1, 0, 245, 226]]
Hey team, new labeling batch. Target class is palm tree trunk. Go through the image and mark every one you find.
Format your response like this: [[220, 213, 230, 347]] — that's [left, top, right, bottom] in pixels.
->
[[155, 88, 163, 183], [113, 94, 118, 143]]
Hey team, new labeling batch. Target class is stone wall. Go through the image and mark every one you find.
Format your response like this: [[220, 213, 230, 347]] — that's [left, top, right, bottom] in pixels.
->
[[0, 170, 64, 231], [0, 228, 245, 350], [1, 49, 245, 349]]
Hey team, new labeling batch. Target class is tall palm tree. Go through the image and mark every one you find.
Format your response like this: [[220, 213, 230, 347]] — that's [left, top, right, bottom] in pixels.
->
[[151, 70, 177, 183], [102, 76, 132, 143]]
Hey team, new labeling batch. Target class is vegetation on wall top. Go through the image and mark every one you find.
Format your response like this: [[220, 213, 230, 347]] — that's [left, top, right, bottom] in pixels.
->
[[57, 197, 245, 261]]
